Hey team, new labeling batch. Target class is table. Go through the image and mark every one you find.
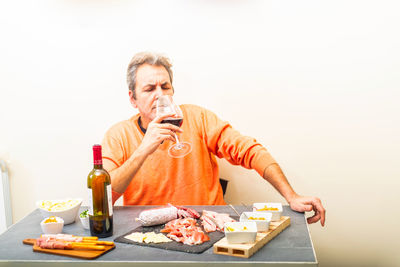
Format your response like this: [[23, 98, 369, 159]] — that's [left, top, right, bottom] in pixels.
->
[[0, 205, 317, 266]]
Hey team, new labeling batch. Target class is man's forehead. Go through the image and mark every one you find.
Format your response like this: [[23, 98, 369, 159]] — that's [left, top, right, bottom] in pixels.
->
[[136, 64, 171, 85]]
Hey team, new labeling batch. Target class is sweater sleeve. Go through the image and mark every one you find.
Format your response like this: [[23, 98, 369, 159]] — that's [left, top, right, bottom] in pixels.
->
[[201, 107, 277, 177], [101, 126, 125, 205], [102, 132, 124, 172]]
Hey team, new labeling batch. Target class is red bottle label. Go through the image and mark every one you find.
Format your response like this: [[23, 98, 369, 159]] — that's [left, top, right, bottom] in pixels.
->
[[93, 144, 103, 165]]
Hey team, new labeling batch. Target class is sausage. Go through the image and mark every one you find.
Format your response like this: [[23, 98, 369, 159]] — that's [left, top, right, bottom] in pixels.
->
[[137, 206, 178, 226]]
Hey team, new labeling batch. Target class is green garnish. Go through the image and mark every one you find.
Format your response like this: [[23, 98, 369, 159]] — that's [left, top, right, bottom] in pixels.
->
[[80, 209, 89, 218]]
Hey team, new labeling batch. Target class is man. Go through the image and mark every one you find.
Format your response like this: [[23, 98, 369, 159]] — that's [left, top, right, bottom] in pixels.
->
[[102, 52, 325, 226]]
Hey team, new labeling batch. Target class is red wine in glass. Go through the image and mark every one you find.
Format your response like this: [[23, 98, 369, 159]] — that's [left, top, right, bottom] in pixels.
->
[[161, 118, 183, 127], [156, 95, 192, 158]]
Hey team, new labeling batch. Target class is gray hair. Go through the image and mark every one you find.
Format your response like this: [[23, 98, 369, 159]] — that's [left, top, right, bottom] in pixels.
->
[[127, 51, 173, 99]]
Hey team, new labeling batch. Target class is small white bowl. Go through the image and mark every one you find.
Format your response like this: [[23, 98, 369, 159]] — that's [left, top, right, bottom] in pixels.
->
[[80, 216, 89, 229], [40, 216, 64, 234], [240, 212, 272, 232], [36, 198, 82, 225], [252, 203, 283, 221], [224, 222, 257, 244]]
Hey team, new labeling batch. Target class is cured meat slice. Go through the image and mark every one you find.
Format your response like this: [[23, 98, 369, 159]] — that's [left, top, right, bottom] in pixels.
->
[[160, 218, 209, 245], [201, 215, 217, 232], [174, 205, 200, 219], [41, 234, 83, 242], [200, 210, 236, 232], [36, 237, 72, 249]]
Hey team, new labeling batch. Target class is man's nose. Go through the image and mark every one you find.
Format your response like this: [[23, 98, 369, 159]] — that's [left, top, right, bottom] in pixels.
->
[[154, 86, 168, 97]]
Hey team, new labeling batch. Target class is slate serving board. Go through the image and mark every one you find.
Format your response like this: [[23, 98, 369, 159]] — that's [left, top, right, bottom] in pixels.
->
[[114, 217, 238, 254]]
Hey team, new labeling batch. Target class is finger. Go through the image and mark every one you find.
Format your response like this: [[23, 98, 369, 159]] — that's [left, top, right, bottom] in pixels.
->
[[307, 212, 321, 224], [311, 198, 326, 226], [158, 129, 178, 138], [160, 133, 176, 143], [158, 122, 183, 133]]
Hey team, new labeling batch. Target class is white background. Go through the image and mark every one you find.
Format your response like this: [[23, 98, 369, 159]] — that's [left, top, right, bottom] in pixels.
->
[[1, 1, 399, 266]]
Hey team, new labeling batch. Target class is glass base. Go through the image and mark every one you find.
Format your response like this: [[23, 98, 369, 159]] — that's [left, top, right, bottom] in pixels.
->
[[168, 142, 192, 158]]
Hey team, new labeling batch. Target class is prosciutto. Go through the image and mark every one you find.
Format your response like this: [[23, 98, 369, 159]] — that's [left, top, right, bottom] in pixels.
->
[[41, 234, 83, 242], [200, 210, 236, 232], [36, 237, 72, 250], [161, 218, 210, 245]]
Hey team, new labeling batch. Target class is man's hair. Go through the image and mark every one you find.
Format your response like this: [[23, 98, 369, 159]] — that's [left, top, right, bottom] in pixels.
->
[[127, 51, 173, 99]]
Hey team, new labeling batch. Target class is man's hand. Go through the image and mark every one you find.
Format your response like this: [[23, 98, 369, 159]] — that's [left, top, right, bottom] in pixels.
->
[[288, 195, 326, 226], [262, 164, 326, 227], [137, 113, 183, 156]]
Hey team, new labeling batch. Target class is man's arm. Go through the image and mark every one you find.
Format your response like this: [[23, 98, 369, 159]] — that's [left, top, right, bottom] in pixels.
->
[[109, 113, 182, 194], [263, 163, 326, 226], [109, 145, 148, 194], [197, 106, 326, 226]]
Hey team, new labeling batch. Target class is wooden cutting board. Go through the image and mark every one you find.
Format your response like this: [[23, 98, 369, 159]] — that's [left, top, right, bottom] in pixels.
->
[[213, 216, 291, 258], [23, 239, 115, 260]]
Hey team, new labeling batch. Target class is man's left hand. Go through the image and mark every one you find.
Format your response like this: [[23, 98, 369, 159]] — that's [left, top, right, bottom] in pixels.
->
[[288, 195, 326, 226]]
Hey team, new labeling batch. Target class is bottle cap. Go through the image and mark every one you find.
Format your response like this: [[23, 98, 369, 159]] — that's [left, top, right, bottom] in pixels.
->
[[93, 144, 102, 165]]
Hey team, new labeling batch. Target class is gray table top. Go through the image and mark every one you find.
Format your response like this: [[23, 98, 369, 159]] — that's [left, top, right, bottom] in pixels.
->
[[0, 205, 317, 266]]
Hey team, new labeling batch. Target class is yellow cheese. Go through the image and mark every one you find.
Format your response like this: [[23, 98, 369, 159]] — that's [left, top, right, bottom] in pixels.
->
[[125, 232, 172, 244]]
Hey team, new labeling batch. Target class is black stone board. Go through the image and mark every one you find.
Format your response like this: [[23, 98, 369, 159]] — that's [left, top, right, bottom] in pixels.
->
[[114, 217, 238, 254]]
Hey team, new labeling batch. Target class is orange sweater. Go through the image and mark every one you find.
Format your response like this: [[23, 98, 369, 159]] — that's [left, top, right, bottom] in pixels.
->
[[102, 104, 276, 206]]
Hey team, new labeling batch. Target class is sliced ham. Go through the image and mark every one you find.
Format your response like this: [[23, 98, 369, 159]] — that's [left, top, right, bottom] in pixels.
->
[[161, 218, 209, 246], [201, 215, 217, 232], [174, 205, 200, 219], [200, 210, 236, 232], [36, 237, 72, 250], [41, 234, 83, 242]]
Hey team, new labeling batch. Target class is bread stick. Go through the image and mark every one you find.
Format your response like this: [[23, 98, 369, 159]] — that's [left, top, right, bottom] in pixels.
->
[[70, 243, 105, 250], [81, 240, 114, 246], [76, 236, 99, 240]]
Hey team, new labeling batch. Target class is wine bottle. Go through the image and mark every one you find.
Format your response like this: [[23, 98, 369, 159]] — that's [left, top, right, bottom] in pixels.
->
[[87, 144, 113, 237]]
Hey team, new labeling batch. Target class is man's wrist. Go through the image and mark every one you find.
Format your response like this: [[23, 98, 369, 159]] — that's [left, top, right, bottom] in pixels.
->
[[285, 191, 299, 204], [135, 144, 150, 161]]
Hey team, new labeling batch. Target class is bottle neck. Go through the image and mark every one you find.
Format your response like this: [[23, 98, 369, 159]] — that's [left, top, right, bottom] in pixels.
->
[[93, 164, 103, 169]]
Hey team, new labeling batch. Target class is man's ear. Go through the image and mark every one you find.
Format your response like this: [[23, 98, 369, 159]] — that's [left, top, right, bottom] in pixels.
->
[[129, 90, 138, 108]]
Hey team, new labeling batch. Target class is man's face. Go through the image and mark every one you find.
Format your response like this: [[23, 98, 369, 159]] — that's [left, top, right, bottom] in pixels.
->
[[130, 64, 173, 126]]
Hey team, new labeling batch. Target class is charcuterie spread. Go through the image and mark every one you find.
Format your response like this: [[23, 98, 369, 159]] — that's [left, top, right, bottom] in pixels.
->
[[136, 205, 236, 245], [113, 205, 238, 254], [27, 200, 288, 258]]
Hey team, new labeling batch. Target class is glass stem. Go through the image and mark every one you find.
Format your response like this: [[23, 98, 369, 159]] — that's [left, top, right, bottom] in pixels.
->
[[174, 133, 180, 145], [174, 133, 183, 150]]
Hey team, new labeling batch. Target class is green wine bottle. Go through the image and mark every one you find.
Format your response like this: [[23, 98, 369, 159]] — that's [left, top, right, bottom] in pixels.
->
[[87, 144, 113, 238]]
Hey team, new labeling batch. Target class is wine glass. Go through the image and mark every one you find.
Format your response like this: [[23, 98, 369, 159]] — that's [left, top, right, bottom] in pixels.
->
[[156, 95, 192, 158]]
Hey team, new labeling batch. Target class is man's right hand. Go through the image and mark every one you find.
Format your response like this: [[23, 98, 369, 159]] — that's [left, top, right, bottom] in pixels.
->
[[137, 113, 183, 156]]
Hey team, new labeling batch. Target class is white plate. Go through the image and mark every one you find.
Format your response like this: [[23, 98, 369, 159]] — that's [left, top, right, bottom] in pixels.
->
[[36, 198, 82, 225], [252, 203, 283, 221], [240, 212, 272, 231], [224, 221, 257, 244]]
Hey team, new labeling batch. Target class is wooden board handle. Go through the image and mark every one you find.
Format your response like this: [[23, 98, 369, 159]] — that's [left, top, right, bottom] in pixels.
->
[[23, 238, 36, 245]]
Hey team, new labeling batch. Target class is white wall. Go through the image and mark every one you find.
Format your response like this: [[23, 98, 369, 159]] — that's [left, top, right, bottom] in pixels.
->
[[1, 1, 399, 266]]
